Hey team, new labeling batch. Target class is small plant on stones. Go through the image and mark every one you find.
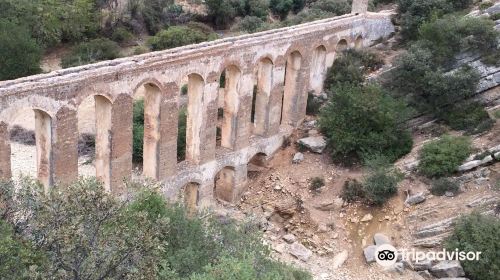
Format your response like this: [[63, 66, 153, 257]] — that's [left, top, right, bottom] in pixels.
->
[[430, 178, 460, 196], [309, 177, 325, 192]]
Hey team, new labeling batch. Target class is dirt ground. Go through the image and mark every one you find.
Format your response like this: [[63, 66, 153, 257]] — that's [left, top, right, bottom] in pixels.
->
[[229, 117, 500, 280]]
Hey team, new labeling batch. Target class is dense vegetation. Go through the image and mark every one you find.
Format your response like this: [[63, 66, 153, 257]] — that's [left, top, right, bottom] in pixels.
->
[[418, 135, 472, 178], [0, 178, 311, 280], [445, 213, 500, 280]]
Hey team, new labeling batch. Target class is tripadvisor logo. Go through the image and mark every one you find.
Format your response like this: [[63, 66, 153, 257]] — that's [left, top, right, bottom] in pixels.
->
[[374, 244, 482, 268], [375, 244, 398, 267]]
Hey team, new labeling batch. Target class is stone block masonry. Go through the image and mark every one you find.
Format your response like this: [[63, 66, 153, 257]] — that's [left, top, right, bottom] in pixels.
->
[[0, 1, 394, 211]]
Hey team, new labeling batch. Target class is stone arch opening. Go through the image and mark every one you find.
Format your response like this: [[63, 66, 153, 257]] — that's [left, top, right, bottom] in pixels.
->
[[132, 82, 162, 179], [186, 73, 205, 164], [247, 152, 268, 179], [281, 51, 302, 125], [214, 166, 236, 202], [183, 182, 200, 216], [218, 65, 241, 149], [253, 58, 273, 136], [310, 45, 327, 94], [337, 39, 348, 53], [355, 36, 363, 49], [6, 108, 53, 191]]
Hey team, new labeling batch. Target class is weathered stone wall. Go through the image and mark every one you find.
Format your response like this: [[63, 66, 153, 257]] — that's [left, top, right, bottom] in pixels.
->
[[0, 7, 394, 209]]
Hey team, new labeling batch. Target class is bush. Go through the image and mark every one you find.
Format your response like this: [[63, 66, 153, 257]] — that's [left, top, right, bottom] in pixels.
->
[[309, 177, 325, 191], [0, 20, 42, 80], [324, 49, 383, 89], [341, 179, 365, 202], [133, 99, 144, 163], [310, 0, 351, 15], [418, 135, 472, 178], [111, 27, 134, 44], [0, 178, 313, 280], [0, 219, 45, 279], [205, 0, 237, 27], [181, 84, 188, 95], [479, 1, 494, 10], [177, 108, 187, 161], [319, 84, 413, 162], [430, 178, 459, 196], [61, 38, 120, 68], [148, 26, 214, 51], [306, 92, 322, 115], [439, 102, 494, 135], [280, 8, 334, 26], [233, 16, 265, 33], [362, 157, 403, 205], [445, 213, 500, 280], [270, 0, 293, 19]]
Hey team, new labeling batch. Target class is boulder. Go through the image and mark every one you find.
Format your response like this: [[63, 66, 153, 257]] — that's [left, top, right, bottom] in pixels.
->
[[412, 259, 433, 271], [292, 152, 304, 164], [361, 213, 373, 222], [297, 136, 326, 154], [289, 242, 313, 262], [332, 250, 349, 269], [405, 192, 426, 206], [373, 233, 391, 246], [458, 160, 482, 172], [486, 3, 500, 15], [282, 234, 296, 243], [363, 245, 377, 263], [429, 260, 465, 278]]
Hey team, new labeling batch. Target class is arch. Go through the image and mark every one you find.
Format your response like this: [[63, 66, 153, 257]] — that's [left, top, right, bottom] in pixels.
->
[[253, 58, 273, 136], [214, 166, 236, 202], [281, 51, 303, 125], [220, 65, 241, 149], [94, 95, 113, 190], [309, 45, 327, 94], [183, 182, 200, 216], [186, 73, 205, 164], [355, 35, 363, 49], [336, 39, 348, 53], [247, 152, 268, 179]]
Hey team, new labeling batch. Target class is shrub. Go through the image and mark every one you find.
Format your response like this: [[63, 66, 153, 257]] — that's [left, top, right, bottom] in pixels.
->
[[430, 178, 459, 196], [0, 20, 42, 81], [491, 13, 500, 21], [148, 26, 214, 51], [306, 92, 322, 115], [493, 109, 500, 119], [319, 84, 413, 162], [341, 179, 365, 202], [133, 46, 149, 55], [280, 8, 334, 26], [270, 0, 294, 19], [445, 213, 500, 280], [324, 49, 383, 89], [133, 99, 144, 163], [418, 135, 472, 178], [479, 1, 494, 10], [310, 0, 351, 15], [0, 219, 46, 279], [61, 38, 120, 68], [177, 108, 187, 161], [111, 27, 134, 44], [233, 16, 265, 33], [205, 0, 237, 27], [439, 102, 494, 135], [362, 157, 403, 205], [181, 84, 188, 95], [310, 177, 325, 191]]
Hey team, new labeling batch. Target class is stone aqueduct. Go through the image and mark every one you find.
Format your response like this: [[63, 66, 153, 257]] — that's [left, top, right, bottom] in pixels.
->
[[0, 0, 394, 210]]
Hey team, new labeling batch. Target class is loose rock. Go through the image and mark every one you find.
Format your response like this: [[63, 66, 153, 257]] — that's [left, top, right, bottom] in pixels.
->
[[332, 250, 349, 269], [292, 152, 304, 164], [405, 192, 426, 206], [373, 233, 391, 246], [429, 260, 465, 278], [363, 245, 377, 263], [297, 136, 327, 154], [289, 242, 313, 262]]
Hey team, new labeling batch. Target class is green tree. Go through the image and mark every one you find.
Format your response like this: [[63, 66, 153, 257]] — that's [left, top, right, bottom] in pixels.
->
[[0, 20, 42, 81], [205, 0, 237, 27], [61, 38, 121, 68], [148, 26, 215, 51], [0, 178, 162, 279], [319, 84, 413, 162], [445, 213, 500, 280]]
